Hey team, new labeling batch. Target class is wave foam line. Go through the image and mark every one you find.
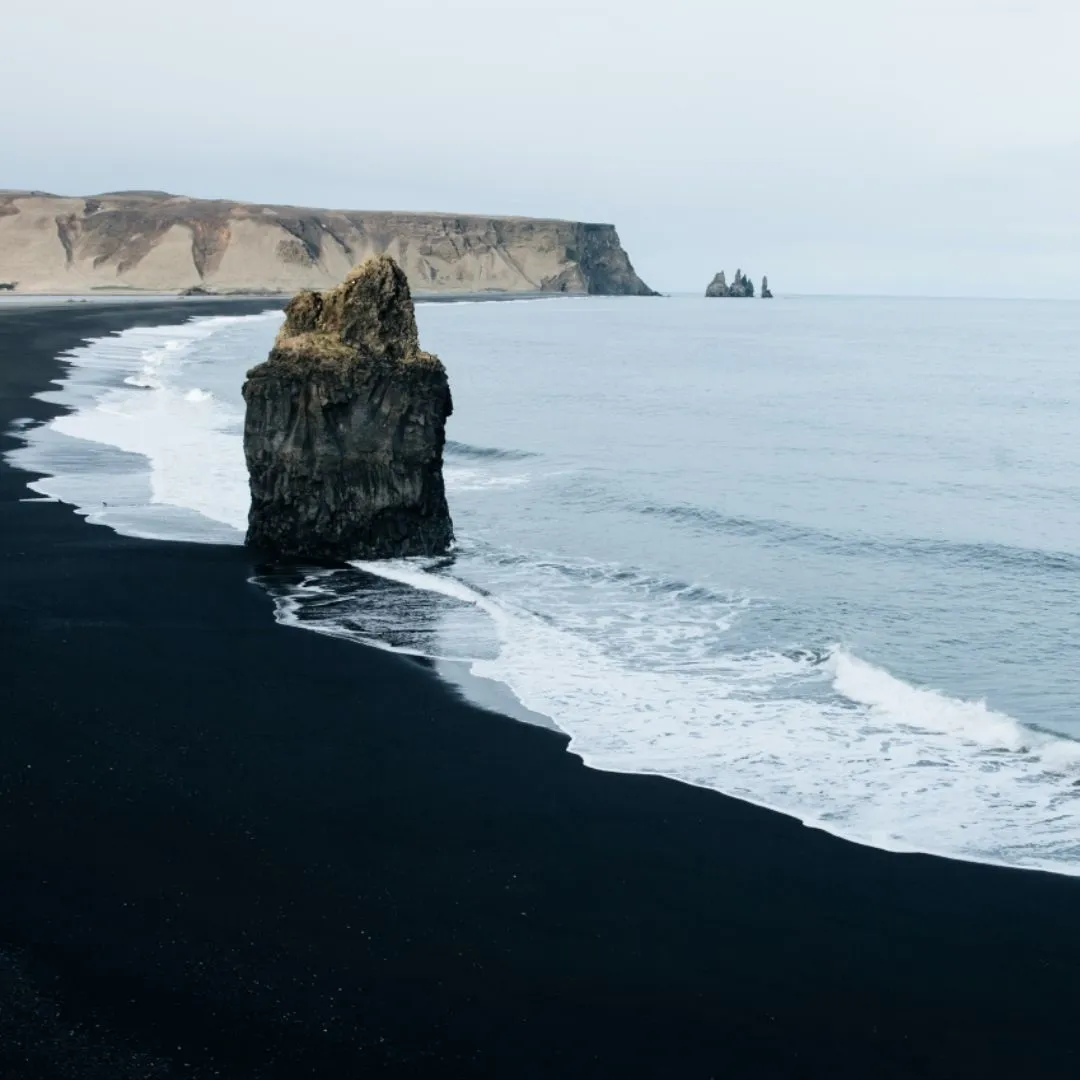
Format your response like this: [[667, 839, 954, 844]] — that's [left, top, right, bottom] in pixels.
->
[[10, 311, 280, 543], [348, 560, 1080, 878]]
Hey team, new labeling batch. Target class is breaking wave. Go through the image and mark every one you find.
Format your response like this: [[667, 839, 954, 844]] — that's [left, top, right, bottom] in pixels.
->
[[446, 440, 539, 461], [295, 557, 1080, 876], [640, 500, 1080, 576]]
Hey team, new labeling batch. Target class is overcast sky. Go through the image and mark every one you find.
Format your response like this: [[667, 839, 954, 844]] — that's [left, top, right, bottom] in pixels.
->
[[4, 0, 1078, 296]]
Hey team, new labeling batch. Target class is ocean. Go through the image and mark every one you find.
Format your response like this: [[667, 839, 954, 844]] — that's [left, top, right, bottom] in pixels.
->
[[11, 295, 1080, 876]]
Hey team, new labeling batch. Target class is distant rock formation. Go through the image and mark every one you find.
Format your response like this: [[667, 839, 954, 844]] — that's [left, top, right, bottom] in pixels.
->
[[0, 281, 16, 292], [731, 270, 755, 298], [761, 276, 773, 299], [705, 271, 728, 297], [0, 190, 656, 297], [705, 269, 756, 298], [243, 255, 454, 560]]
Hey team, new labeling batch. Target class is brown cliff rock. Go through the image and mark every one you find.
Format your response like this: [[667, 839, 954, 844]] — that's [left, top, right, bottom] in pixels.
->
[[0, 190, 656, 297], [242, 256, 453, 559]]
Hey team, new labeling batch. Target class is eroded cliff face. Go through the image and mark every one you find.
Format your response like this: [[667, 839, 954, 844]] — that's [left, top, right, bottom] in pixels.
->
[[556, 223, 659, 296], [0, 190, 655, 296], [243, 256, 453, 559]]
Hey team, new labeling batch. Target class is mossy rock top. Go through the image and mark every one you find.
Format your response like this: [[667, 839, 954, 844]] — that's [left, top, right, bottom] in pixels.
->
[[249, 255, 444, 378]]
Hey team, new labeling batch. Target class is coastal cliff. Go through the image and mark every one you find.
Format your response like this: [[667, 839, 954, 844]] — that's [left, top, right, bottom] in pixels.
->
[[0, 190, 656, 296], [242, 255, 453, 559]]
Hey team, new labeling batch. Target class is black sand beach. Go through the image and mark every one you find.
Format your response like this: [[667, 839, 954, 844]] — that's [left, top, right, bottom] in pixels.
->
[[2, 302, 1079, 1079]]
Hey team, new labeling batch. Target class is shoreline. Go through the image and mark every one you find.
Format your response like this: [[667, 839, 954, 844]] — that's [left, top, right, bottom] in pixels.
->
[[2, 303, 1079, 1077], [0, 289, 619, 307]]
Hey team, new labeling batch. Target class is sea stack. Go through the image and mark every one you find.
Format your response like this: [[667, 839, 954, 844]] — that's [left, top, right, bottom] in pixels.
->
[[705, 269, 756, 297], [242, 255, 454, 559], [705, 271, 729, 297], [761, 276, 773, 299]]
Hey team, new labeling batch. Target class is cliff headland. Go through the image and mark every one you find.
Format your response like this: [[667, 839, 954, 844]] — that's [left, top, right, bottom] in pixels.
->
[[0, 190, 656, 297]]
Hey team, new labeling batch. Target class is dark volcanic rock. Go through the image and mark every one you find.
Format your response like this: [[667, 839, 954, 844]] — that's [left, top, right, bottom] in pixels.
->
[[705, 268, 758, 298], [242, 255, 454, 559], [729, 269, 754, 298], [574, 223, 659, 296], [705, 271, 729, 297]]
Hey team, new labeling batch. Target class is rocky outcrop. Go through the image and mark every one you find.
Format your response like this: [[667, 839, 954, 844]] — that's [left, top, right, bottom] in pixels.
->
[[242, 255, 453, 560], [761, 276, 773, 299], [705, 269, 756, 298], [705, 271, 729, 298], [0, 190, 655, 297], [570, 224, 659, 296]]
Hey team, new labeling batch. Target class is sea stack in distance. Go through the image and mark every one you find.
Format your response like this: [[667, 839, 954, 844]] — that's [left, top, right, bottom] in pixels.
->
[[705, 270, 729, 297], [705, 269, 759, 297], [242, 255, 454, 559]]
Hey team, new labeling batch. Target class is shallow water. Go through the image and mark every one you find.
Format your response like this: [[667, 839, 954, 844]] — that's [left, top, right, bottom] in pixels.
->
[[11, 295, 1080, 875]]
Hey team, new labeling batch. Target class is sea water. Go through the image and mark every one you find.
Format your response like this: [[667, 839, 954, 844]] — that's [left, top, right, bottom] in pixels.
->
[[10, 295, 1080, 875]]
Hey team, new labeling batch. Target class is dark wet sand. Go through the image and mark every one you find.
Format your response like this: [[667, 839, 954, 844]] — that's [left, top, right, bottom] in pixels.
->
[[1, 302, 1078, 1078]]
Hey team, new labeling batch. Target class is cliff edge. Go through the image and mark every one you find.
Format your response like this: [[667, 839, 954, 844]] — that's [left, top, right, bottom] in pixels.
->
[[0, 190, 656, 296], [243, 255, 453, 559]]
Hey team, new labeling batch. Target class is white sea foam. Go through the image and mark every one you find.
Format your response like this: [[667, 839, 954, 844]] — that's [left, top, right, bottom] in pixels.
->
[[830, 650, 1080, 761], [445, 466, 531, 491], [10, 312, 278, 541], [123, 374, 163, 390], [48, 377, 248, 533]]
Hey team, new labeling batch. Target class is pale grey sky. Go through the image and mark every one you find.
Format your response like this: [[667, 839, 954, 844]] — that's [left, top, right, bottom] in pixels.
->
[[4, 0, 1078, 295]]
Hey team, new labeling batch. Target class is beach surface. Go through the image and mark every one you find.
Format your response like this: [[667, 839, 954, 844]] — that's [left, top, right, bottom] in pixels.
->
[[1, 302, 1078, 1078]]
